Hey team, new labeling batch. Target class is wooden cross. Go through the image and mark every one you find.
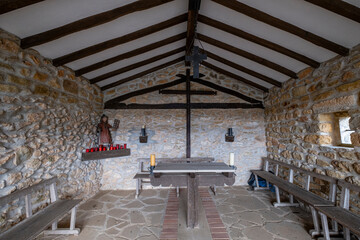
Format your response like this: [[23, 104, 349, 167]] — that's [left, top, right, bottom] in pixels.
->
[[185, 46, 207, 78]]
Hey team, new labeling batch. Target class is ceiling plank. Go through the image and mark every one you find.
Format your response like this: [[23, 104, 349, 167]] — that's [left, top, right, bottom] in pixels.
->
[[206, 51, 282, 87], [105, 102, 264, 109], [198, 34, 297, 79], [192, 77, 263, 104], [101, 56, 184, 91], [105, 78, 186, 107], [0, 0, 45, 14], [21, 0, 174, 48], [305, 0, 360, 24], [90, 47, 185, 84], [198, 15, 320, 68], [75, 32, 186, 76], [53, 14, 188, 66], [212, 0, 349, 56], [202, 61, 269, 92]]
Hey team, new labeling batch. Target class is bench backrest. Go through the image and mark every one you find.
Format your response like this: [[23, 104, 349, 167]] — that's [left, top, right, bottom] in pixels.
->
[[338, 180, 360, 210], [0, 177, 58, 207]]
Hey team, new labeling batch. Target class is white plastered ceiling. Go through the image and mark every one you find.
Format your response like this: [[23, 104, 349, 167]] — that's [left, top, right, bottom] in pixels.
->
[[0, 0, 359, 93]]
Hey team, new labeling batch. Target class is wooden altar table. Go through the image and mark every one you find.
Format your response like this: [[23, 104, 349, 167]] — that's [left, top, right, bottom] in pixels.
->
[[150, 162, 236, 228]]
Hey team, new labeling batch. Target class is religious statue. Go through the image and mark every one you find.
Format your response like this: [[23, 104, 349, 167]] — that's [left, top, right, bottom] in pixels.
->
[[97, 114, 115, 145]]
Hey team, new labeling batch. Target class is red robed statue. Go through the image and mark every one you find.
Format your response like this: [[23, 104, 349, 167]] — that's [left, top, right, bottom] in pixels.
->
[[97, 115, 119, 145]]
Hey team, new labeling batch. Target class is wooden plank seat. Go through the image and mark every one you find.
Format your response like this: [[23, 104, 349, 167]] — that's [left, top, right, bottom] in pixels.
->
[[252, 170, 334, 207], [134, 157, 215, 198], [315, 180, 360, 240], [252, 157, 339, 237], [0, 177, 81, 240]]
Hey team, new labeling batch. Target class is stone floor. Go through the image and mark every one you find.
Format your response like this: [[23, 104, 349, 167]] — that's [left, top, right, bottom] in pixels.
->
[[36, 186, 315, 240]]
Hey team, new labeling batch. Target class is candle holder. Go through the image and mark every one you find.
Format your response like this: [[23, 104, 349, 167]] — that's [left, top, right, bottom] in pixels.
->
[[140, 125, 148, 143], [149, 166, 155, 174], [225, 128, 235, 142]]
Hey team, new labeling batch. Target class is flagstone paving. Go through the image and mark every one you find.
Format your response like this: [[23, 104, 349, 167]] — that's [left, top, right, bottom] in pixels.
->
[[36, 186, 314, 240]]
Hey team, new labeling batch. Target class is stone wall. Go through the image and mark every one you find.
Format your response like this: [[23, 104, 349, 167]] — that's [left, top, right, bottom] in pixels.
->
[[264, 45, 360, 204], [101, 64, 266, 189], [0, 29, 103, 231]]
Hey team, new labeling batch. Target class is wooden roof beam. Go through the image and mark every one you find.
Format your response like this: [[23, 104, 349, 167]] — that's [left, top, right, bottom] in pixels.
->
[[186, 0, 201, 54], [53, 14, 188, 66], [105, 78, 186, 107], [101, 56, 184, 91], [205, 51, 282, 87], [105, 102, 264, 109], [212, 0, 349, 56], [75, 32, 186, 76], [201, 61, 269, 92], [198, 15, 320, 68], [0, 0, 45, 14], [305, 0, 360, 24], [21, 0, 174, 48], [191, 77, 263, 103], [90, 47, 185, 84], [198, 34, 297, 79]]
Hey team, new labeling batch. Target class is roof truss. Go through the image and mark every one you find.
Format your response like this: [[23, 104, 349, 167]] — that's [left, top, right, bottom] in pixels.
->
[[105, 102, 264, 109], [0, 0, 45, 14], [21, 0, 174, 48], [212, 0, 349, 56]]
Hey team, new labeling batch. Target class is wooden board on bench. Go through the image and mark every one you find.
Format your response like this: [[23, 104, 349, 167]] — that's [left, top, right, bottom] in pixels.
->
[[252, 170, 334, 207], [133, 173, 151, 179], [0, 199, 81, 240], [315, 206, 360, 236]]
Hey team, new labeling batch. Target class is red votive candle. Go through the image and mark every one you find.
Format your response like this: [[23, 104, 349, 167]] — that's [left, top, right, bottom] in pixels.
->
[[99, 147, 102, 152], [86, 149, 89, 153], [90, 148, 94, 152], [124, 144, 127, 149]]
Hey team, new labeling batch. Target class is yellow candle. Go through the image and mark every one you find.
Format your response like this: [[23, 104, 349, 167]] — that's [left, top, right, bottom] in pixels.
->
[[150, 154, 156, 166], [229, 152, 235, 166]]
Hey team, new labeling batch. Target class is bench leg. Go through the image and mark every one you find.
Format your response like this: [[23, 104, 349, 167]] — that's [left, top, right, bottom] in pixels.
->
[[176, 186, 179, 198], [273, 186, 299, 207], [344, 228, 350, 240], [44, 207, 80, 236], [253, 174, 270, 191], [320, 213, 330, 240], [309, 206, 321, 237], [135, 179, 140, 199]]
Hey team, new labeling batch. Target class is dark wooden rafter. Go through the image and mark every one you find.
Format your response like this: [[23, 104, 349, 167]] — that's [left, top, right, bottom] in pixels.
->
[[201, 61, 269, 92], [0, 0, 45, 14], [305, 0, 360, 24], [198, 15, 320, 68], [186, 0, 201, 58], [212, 0, 349, 56], [21, 0, 174, 48], [53, 14, 188, 66], [101, 57, 184, 91], [198, 34, 297, 79], [105, 103, 264, 109], [159, 90, 217, 95], [90, 47, 185, 84], [206, 51, 282, 87], [75, 32, 186, 76], [186, 69, 191, 158], [191, 77, 262, 104], [105, 78, 186, 107]]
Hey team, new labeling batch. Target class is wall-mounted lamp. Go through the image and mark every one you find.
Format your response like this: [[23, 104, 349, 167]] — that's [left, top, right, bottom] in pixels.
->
[[225, 128, 234, 142], [139, 125, 148, 143]]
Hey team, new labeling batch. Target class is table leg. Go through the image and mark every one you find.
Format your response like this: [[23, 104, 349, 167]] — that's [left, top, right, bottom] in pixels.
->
[[187, 173, 199, 228]]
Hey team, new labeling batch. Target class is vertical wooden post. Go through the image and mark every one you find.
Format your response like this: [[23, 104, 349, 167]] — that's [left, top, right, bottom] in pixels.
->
[[25, 194, 32, 218], [187, 173, 198, 228], [186, 68, 191, 158], [50, 183, 58, 230]]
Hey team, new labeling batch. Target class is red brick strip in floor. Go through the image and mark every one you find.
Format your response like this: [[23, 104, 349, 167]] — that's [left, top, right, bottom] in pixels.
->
[[160, 190, 179, 240], [199, 188, 230, 240]]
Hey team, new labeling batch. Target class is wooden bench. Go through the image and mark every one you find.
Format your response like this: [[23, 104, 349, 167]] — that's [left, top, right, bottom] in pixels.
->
[[134, 157, 215, 198], [315, 180, 360, 240], [252, 157, 338, 237], [0, 177, 81, 240]]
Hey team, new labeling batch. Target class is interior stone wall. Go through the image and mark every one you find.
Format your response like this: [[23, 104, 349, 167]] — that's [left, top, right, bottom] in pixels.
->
[[264, 45, 360, 206], [102, 64, 266, 189], [0, 29, 103, 231]]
